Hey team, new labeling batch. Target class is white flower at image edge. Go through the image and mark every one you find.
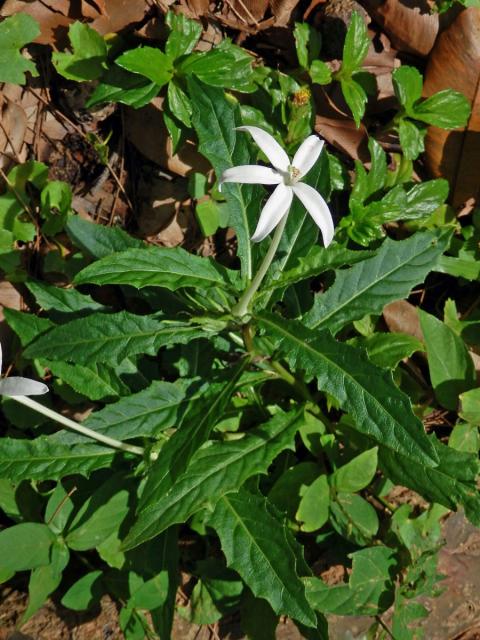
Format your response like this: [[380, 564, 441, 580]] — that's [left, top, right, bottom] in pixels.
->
[[0, 342, 48, 397], [220, 126, 334, 246]]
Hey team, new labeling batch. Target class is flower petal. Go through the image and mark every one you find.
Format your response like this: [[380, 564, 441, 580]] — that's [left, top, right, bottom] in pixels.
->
[[251, 183, 293, 243], [0, 376, 49, 397], [219, 165, 282, 191], [237, 126, 290, 173], [292, 182, 334, 247], [292, 135, 324, 179]]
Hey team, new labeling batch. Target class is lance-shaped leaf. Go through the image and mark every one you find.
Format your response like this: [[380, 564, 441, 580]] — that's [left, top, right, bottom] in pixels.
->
[[209, 490, 316, 627], [188, 76, 260, 281], [42, 360, 129, 401], [66, 216, 143, 259], [74, 246, 240, 291], [24, 312, 205, 365], [0, 437, 114, 481], [257, 314, 439, 467], [304, 230, 450, 335], [124, 365, 247, 549], [379, 437, 480, 526], [56, 380, 192, 444], [122, 409, 301, 547]]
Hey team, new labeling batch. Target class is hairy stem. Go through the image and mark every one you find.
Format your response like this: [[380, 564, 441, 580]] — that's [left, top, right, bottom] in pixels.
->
[[12, 395, 145, 457]]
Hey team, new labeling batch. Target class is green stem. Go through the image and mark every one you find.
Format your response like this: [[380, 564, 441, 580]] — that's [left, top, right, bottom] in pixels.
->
[[12, 395, 145, 457], [232, 215, 288, 318]]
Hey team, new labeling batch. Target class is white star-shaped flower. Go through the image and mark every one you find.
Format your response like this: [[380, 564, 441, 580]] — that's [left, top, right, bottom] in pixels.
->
[[220, 126, 334, 245], [0, 342, 48, 397]]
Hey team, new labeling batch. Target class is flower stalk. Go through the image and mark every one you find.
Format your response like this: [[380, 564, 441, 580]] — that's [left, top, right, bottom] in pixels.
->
[[12, 395, 145, 457]]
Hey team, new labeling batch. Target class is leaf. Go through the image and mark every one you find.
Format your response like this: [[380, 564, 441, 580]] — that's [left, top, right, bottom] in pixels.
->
[[294, 23, 320, 70], [460, 388, 480, 423], [123, 409, 302, 546], [413, 90, 471, 129], [449, 422, 479, 454], [330, 492, 379, 545], [419, 309, 476, 410], [74, 246, 239, 291], [124, 366, 247, 549], [258, 313, 439, 466], [65, 475, 131, 551], [379, 437, 480, 525], [57, 380, 190, 444], [403, 179, 449, 219], [0, 436, 114, 481], [349, 332, 424, 369], [305, 546, 396, 616], [167, 79, 192, 127], [5, 308, 54, 346], [165, 11, 202, 59], [66, 216, 143, 259], [150, 527, 179, 639], [296, 474, 330, 532], [331, 448, 378, 493], [42, 360, 128, 401], [392, 66, 423, 113], [115, 47, 173, 87], [304, 230, 450, 335], [209, 490, 316, 627], [24, 311, 205, 366], [340, 78, 367, 128], [398, 118, 425, 160], [309, 60, 332, 85], [87, 66, 159, 109], [178, 43, 255, 92], [424, 10, 480, 207], [52, 22, 107, 81], [0, 14, 39, 84], [26, 281, 107, 316], [61, 570, 104, 611], [341, 12, 370, 75], [188, 76, 260, 280], [0, 523, 55, 573]]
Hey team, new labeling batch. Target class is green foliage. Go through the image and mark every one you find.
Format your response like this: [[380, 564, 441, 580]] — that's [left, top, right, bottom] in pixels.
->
[[0, 14, 39, 84], [52, 22, 107, 81]]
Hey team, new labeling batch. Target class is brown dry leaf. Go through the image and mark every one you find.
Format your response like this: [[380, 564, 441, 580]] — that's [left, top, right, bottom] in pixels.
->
[[124, 97, 210, 177], [0, 94, 27, 172], [0, 0, 73, 46], [423, 8, 480, 208], [0, 281, 22, 347], [362, 0, 439, 57], [315, 114, 369, 161], [137, 174, 189, 239], [270, 0, 301, 26], [90, 0, 149, 35], [225, 0, 269, 26]]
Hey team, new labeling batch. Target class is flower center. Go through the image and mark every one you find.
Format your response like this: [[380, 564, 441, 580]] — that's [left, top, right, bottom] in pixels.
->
[[285, 165, 301, 186]]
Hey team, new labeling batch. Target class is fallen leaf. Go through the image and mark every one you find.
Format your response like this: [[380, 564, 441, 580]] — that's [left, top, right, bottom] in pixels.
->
[[362, 0, 439, 57], [0, 94, 27, 173], [0, 0, 72, 46], [423, 8, 480, 207], [90, 0, 148, 35]]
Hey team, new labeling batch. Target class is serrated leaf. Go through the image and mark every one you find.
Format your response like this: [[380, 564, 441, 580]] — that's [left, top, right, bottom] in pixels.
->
[[188, 76, 260, 280], [26, 281, 106, 317], [66, 216, 143, 259], [57, 380, 190, 444], [305, 546, 396, 616], [0, 437, 114, 481], [257, 313, 439, 466], [349, 332, 424, 369], [124, 366, 247, 549], [24, 311, 204, 366], [0, 14, 39, 84], [413, 90, 471, 129], [124, 409, 302, 545], [209, 490, 316, 627], [5, 308, 54, 346], [42, 359, 128, 401], [52, 22, 107, 81], [404, 179, 449, 219], [74, 246, 239, 291], [115, 46, 173, 87], [304, 230, 450, 335], [380, 437, 480, 526]]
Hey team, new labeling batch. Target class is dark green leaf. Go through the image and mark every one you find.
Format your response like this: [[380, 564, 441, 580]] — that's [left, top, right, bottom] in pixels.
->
[[66, 216, 143, 259], [87, 65, 159, 109], [42, 359, 128, 401], [0, 436, 114, 481], [61, 571, 104, 611], [0, 523, 55, 573], [26, 281, 106, 315], [209, 490, 316, 627], [341, 12, 369, 75], [349, 332, 424, 369], [167, 79, 192, 127], [398, 118, 425, 160], [74, 246, 239, 291], [392, 66, 423, 113], [305, 230, 450, 335], [258, 314, 439, 466], [165, 11, 202, 59], [25, 311, 204, 365], [340, 78, 367, 128], [330, 493, 378, 545]]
